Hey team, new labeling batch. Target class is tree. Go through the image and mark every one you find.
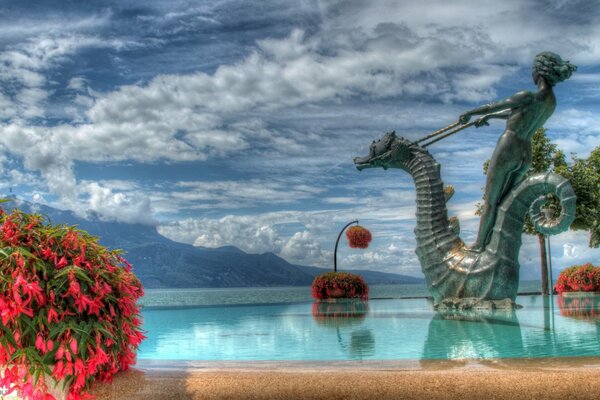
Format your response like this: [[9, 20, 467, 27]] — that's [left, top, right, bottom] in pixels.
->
[[525, 128, 566, 294], [477, 128, 600, 294], [554, 146, 600, 248]]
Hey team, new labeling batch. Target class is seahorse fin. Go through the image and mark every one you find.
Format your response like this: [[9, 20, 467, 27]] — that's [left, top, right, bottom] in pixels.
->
[[448, 216, 460, 235], [443, 185, 455, 202]]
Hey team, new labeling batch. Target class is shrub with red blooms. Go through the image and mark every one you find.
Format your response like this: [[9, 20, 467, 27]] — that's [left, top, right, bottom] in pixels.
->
[[0, 206, 145, 400], [555, 263, 600, 295], [346, 226, 372, 249], [311, 272, 369, 300]]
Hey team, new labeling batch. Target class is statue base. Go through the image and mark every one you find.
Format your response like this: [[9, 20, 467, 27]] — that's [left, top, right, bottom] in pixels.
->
[[435, 297, 522, 311]]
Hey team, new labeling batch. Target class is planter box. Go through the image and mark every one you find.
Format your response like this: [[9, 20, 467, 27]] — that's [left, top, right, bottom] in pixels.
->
[[326, 287, 346, 298]]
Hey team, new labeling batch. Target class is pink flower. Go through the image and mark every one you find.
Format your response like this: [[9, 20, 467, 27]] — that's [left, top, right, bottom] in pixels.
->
[[70, 338, 78, 355], [56, 256, 68, 269], [47, 308, 59, 324]]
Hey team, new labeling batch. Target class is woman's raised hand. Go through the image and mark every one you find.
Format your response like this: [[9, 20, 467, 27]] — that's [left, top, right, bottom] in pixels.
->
[[458, 113, 471, 124], [474, 116, 490, 127]]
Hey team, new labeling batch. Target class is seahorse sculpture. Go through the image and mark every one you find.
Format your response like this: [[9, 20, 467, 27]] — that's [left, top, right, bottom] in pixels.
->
[[353, 131, 576, 307]]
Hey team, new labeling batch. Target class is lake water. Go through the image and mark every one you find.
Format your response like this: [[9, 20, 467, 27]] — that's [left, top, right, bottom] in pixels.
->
[[139, 281, 544, 308], [136, 283, 600, 361]]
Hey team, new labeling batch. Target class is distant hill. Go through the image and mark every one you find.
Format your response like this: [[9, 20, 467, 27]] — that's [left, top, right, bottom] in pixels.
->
[[1, 197, 424, 288]]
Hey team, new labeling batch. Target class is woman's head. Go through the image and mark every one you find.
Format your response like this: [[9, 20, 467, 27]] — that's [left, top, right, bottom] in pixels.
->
[[532, 52, 577, 86]]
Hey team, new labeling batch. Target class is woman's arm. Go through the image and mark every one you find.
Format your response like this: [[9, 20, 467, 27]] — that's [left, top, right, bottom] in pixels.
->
[[473, 109, 511, 127], [459, 90, 533, 124]]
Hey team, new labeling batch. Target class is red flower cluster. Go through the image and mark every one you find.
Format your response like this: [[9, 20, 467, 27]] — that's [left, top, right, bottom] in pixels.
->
[[557, 295, 600, 321], [555, 263, 600, 295], [311, 272, 369, 300], [346, 226, 372, 249], [0, 206, 145, 400]]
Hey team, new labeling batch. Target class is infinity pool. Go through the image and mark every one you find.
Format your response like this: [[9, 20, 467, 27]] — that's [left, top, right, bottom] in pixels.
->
[[137, 294, 600, 361]]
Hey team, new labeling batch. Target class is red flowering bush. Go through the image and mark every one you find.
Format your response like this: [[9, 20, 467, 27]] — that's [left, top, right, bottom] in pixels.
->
[[311, 272, 368, 300], [555, 263, 600, 294], [346, 226, 372, 249], [0, 206, 145, 400]]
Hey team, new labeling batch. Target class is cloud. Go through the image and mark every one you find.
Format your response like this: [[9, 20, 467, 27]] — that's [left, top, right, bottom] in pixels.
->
[[1, 19, 502, 220], [161, 215, 283, 254], [0, 0, 598, 274], [280, 231, 326, 264], [0, 10, 112, 42], [82, 182, 155, 225], [166, 179, 325, 210], [0, 35, 122, 120], [155, 201, 424, 274], [548, 109, 600, 156]]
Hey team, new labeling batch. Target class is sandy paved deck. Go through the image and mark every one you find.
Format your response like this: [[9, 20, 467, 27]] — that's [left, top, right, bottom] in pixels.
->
[[88, 357, 600, 399]]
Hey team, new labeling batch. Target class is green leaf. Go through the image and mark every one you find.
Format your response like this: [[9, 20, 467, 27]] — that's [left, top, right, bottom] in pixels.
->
[[1, 325, 18, 348], [49, 323, 68, 338], [74, 268, 94, 284], [78, 324, 91, 359], [33, 368, 41, 386], [93, 322, 114, 338]]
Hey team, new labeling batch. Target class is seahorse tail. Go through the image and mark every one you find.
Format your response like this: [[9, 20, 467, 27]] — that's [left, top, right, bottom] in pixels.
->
[[527, 172, 577, 235]]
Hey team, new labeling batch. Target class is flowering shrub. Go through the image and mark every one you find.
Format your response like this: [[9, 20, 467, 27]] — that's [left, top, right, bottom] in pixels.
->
[[557, 295, 600, 321], [346, 226, 372, 249], [311, 272, 368, 300], [0, 206, 145, 400], [555, 263, 600, 294]]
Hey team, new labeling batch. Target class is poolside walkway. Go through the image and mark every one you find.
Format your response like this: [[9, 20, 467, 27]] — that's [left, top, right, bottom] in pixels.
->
[[89, 357, 600, 399]]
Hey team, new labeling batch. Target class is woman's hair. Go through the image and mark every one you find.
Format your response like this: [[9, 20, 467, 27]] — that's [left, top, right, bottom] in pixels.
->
[[532, 52, 577, 86]]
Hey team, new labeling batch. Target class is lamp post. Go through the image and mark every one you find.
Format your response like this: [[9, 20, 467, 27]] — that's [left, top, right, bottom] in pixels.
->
[[334, 220, 358, 272]]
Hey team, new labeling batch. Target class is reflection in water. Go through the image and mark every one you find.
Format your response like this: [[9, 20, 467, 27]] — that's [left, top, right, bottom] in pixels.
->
[[421, 308, 524, 368], [312, 300, 375, 359], [558, 294, 600, 321], [139, 295, 600, 361], [312, 300, 369, 327], [349, 329, 375, 358]]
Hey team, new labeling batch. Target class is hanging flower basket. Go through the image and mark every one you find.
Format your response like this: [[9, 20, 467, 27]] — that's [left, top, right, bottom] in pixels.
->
[[0, 206, 145, 400], [346, 226, 372, 249], [311, 272, 369, 300]]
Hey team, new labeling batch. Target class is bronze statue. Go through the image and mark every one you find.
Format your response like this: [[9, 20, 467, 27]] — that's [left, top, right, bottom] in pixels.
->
[[459, 52, 577, 251], [354, 132, 575, 307], [352, 51, 578, 307]]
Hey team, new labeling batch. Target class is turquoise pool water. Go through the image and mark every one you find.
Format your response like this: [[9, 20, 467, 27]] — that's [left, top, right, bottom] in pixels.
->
[[137, 293, 600, 361]]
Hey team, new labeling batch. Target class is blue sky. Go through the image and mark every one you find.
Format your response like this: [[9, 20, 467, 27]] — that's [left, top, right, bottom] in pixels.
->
[[1, 0, 599, 279]]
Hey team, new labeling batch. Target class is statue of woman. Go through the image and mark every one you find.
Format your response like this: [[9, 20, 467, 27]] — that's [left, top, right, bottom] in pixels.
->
[[459, 52, 576, 252]]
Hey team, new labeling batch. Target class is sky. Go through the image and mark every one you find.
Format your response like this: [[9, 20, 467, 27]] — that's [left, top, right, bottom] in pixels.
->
[[0, 0, 599, 279]]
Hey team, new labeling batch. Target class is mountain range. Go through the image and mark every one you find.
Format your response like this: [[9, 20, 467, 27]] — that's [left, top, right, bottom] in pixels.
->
[[2, 198, 424, 288]]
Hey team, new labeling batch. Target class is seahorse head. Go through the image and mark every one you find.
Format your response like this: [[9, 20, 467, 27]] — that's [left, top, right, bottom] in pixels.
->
[[353, 131, 415, 171]]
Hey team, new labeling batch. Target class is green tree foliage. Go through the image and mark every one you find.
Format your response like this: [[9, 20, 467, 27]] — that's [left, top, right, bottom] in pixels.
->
[[522, 128, 565, 236], [554, 146, 600, 247], [476, 128, 600, 293]]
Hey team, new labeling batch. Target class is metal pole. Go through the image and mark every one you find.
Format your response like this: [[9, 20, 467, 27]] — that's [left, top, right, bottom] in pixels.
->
[[547, 235, 554, 295], [414, 122, 460, 144], [547, 235, 556, 332], [422, 121, 476, 147], [334, 220, 359, 272]]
